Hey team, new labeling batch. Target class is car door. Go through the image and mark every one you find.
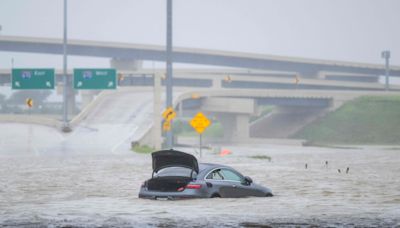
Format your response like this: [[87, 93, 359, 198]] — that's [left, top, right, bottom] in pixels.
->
[[205, 168, 242, 197], [235, 182, 266, 197], [218, 168, 249, 197], [206, 168, 265, 197], [219, 169, 264, 197]]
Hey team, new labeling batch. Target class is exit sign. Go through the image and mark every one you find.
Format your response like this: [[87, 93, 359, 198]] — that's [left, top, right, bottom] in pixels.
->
[[12, 68, 55, 90], [73, 68, 116, 90]]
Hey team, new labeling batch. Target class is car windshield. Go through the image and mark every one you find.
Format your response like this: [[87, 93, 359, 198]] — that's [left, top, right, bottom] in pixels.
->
[[155, 167, 197, 178]]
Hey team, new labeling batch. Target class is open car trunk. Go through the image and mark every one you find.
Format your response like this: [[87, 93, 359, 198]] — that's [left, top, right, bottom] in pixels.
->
[[147, 150, 198, 192], [147, 176, 192, 192], [152, 150, 199, 174]]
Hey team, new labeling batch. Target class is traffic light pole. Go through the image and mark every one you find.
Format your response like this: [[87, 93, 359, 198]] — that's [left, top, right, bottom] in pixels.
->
[[62, 0, 69, 132], [166, 0, 173, 148]]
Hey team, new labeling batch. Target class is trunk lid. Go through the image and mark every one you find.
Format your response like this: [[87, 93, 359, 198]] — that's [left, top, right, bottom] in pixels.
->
[[152, 149, 199, 174]]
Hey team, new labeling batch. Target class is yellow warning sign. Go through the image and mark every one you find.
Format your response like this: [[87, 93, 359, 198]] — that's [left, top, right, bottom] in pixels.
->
[[163, 120, 171, 131], [162, 107, 176, 121], [26, 98, 33, 108], [189, 112, 211, 134]]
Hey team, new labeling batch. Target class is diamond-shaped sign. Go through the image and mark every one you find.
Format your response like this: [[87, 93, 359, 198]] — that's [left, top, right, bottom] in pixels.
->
[[162, 107, 176, 121], [189, 112, 211, 134], [26, 98, 33, 108], [163, 120, 171, 132]]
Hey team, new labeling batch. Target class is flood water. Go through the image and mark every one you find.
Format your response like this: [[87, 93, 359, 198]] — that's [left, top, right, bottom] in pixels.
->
[[1, 137, 400, 227]]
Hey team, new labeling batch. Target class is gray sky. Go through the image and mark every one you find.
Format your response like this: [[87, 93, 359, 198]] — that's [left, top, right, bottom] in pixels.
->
[[0, 0, 399, 68]]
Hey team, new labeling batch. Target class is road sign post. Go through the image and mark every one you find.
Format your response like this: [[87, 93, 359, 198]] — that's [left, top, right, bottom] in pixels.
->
[[166, 0, 174, 148], [62, 0, 70, 132], [73, 69, 117, 90], [189, 112, 211, 158], [12, 69, 54, 89]]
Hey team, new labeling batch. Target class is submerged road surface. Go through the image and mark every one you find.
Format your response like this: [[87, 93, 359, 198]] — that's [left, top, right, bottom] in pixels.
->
[[0, 123, 399, 228]]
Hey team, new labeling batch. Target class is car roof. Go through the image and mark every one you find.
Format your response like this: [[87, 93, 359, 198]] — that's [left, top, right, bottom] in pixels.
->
[[198, 163, 231, 172]]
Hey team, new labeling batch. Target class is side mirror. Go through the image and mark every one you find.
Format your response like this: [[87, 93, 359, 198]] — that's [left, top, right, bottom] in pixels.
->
[[242, 176, 253, 185]]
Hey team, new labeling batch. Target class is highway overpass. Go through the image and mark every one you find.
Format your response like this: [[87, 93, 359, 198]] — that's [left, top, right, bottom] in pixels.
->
[[1, 36, 400, 77], [2, 68, 398, 91]]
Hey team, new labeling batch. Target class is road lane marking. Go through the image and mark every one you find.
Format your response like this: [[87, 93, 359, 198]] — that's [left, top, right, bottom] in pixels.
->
[[111, 126, 138, 154]]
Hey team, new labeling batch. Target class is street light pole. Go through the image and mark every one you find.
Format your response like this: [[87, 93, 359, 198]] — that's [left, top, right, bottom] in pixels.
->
[[381, 50, 391, 91], [62, 0, 70, 131], [166, 0, 173, 148]]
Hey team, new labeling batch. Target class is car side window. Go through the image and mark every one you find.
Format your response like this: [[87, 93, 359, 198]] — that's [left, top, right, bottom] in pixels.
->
[[206, 169, 224, 180], [220, 169, 243, 182]]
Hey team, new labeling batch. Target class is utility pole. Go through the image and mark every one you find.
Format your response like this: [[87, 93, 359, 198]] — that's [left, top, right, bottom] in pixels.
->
[[153, 73, 162, 150], [165, 0, 173, 148], [62, 0, 70, 132], [381, 50, 390, 91]]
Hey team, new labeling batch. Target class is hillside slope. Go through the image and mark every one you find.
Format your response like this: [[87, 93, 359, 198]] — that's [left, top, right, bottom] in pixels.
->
[[293, 96, 400, 145]]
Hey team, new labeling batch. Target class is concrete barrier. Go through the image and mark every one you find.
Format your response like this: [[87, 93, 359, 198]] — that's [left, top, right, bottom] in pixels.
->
[[69, 90, 110, 127], [0, 114, 61, 128]]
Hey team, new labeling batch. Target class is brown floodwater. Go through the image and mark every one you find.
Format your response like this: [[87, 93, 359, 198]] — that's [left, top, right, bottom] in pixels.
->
[[1, 144, 399, 227]]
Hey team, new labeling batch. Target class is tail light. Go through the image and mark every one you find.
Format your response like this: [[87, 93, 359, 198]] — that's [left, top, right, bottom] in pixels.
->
[[177, 184, 202, 192], [186, 184, 202, 189]]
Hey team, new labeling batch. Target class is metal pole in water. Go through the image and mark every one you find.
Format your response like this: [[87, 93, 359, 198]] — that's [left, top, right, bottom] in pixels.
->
[[62, 0, 69, 131], [153, 73, 162, 150], [166, 0, 173, 148], [199, 133, 202, 158]]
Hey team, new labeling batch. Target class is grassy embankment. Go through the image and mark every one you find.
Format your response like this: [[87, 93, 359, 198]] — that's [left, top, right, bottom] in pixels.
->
[[131, 144, 154, 153], [294, 96, 400, 145]]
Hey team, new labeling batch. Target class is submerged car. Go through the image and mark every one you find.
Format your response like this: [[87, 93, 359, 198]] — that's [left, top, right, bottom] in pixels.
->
[[138, 149, 273, 199]]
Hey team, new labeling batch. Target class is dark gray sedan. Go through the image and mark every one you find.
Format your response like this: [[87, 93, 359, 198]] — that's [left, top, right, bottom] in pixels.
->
[[138, 149, 273, 199]]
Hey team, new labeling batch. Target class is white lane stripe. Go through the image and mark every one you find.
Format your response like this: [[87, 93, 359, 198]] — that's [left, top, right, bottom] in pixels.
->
[[111, 126, 138, 154]]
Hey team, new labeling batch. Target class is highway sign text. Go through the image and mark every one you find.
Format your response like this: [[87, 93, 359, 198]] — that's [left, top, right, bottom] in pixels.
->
[[12, 68, 54, 90], [74, 69, 116, 90]]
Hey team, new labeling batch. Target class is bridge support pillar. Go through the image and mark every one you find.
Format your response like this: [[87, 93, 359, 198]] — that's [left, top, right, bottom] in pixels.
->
[[233, 114, 250, 140], [216, 113, 250, 142], [202, 97, 255, 143], [212, 77, 221, 89], [110, 58, 142, 71]]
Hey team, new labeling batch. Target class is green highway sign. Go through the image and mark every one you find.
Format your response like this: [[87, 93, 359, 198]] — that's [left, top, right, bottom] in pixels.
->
[[12, 68, 55, 90], [74, 68, 116, 90]]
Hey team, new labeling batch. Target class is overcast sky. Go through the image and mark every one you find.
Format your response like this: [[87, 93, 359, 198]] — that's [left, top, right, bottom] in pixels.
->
[[0, 0, 399, 68]]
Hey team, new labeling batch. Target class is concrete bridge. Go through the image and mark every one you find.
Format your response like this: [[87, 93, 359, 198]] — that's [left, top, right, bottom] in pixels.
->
[[2, 36, 400, 145], [1, 36, 400, 78]]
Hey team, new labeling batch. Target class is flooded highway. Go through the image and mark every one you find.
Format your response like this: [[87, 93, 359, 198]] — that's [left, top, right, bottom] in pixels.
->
[[1, 0, 400, 226], [1, 124, 399, 227]]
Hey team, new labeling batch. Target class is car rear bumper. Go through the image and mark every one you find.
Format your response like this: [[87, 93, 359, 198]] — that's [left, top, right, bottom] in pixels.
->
[[138, 188, 209, 199]]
